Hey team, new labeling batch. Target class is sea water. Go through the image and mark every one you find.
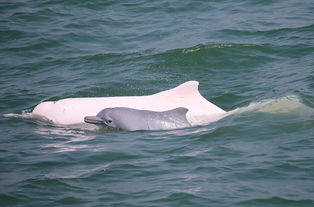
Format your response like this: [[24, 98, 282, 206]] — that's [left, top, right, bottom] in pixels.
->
[[1, 0, 314, 206]]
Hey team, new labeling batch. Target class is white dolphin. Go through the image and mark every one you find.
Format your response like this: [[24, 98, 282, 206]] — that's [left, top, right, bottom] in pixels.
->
[[31, 81, 227, 126]]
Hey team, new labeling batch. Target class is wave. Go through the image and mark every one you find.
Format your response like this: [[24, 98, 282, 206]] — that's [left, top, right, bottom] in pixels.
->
[[219, 23, 314, 37], [238, 196, 314, 206], [2, 41, 275, 69]]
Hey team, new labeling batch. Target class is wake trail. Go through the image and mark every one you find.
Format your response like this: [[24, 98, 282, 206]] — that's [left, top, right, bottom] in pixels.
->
[[226, 95, 313, 117]]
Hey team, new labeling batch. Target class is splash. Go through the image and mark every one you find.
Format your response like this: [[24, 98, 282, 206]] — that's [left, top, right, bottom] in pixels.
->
[[227, 95, 313, 116]]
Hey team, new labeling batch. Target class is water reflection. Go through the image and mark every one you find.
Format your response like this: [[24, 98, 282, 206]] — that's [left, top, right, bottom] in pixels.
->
[[46, 164, 111, 179], [35, 125, 99, 153], [147, 125, 215, 137]]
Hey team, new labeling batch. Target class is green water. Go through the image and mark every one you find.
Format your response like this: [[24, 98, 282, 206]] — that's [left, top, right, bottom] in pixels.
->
[[1, 0, 314, 206]]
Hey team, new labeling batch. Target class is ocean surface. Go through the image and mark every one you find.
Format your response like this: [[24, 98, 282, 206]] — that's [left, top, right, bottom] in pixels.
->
[[1, 0, 314, 206]]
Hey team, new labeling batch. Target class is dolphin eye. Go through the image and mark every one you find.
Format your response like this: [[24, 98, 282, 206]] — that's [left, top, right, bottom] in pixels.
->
[[108, 120, 112, 123]]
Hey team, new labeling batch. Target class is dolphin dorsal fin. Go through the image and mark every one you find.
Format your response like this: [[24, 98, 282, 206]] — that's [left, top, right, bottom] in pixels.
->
[[155, 81, 200, 98], [161, 107, 191, 127], [170, 107, 189, 115]]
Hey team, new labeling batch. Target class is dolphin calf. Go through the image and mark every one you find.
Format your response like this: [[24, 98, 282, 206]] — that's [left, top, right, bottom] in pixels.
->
[[31, 81, 227, 126], [84, 107, 191, 131]]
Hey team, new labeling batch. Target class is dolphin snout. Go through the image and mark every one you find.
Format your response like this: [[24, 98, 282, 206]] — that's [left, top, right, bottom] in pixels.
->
[[84, 116, 104, 125]]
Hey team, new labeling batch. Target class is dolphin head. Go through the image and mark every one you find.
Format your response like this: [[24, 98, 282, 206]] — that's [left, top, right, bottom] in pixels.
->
[[84, 108, 118, 128]]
